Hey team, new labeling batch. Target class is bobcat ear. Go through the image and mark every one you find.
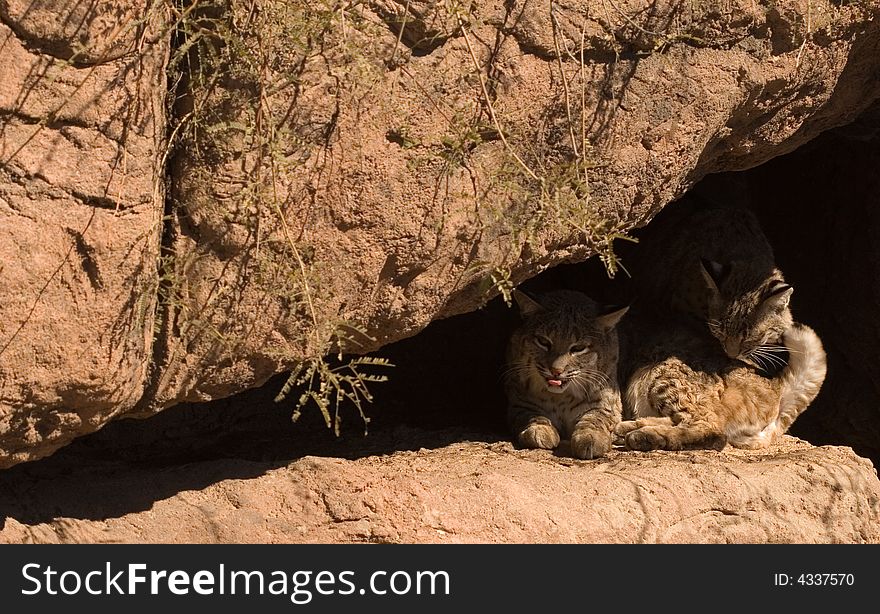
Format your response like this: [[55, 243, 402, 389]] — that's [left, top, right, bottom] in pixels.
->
[[596, 305, 629, 330], [764, 281, 793, 310], [699, 258, 730, 292], [512, 289, 544, 317]]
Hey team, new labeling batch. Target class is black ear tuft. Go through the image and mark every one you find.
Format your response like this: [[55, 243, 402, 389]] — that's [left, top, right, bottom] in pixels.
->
[[596, 304, 629, 330], [763, 281, 793, 311], [599, 303, 628, 316], [700, 258, 731, 287]]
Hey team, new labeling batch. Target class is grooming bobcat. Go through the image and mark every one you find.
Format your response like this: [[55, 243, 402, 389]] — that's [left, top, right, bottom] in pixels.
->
[[616, 200, 826, 450], [616, 315, 826, 450], [505, 290, 628, 459]]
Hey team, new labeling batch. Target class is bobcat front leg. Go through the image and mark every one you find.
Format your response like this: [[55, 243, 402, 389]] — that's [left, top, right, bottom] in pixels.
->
[[623, 419, 726, 451], [614, 416, 725, 450], [570, 389, 622, 460], [613, 416, 674, 445], [775, 323, 827, 436], [508, 404, 560, 451]]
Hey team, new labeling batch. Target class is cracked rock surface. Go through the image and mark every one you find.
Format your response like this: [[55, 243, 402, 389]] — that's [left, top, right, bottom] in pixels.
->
[[1, 434, 877, 543], [0, 0, 167, 467]]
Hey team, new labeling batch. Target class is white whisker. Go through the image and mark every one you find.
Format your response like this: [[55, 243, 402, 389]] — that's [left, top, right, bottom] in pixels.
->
[[748, 348, 788, 370]]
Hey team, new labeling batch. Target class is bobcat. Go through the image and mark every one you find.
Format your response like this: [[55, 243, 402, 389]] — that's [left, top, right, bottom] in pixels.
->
[[504, 289, 628, 459], [629, 200, 795, 366], [616, 200, 827, 450]]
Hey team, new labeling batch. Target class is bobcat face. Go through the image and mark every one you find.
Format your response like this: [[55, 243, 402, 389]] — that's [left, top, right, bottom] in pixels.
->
[[701, 259, 794, 368], [527, 330, 601, 395], [508, 290, 627, 396]]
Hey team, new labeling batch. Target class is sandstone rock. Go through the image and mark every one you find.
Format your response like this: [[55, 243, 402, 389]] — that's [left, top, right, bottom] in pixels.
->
[[2, 1, 880, 467], [0, 0, 153, 63], [1, 436, 877, 543], [0, 3, 167, 466], [160, 0, 880, 412]]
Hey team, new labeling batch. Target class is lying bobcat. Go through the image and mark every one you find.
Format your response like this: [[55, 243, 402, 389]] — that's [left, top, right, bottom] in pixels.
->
[[616, 201, 827, 450], [505, 290, 628, 459], [616, 316, 826, 450]]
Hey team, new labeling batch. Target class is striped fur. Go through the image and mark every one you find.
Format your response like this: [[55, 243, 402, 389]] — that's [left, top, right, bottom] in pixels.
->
[[505, 290, 627, 460]]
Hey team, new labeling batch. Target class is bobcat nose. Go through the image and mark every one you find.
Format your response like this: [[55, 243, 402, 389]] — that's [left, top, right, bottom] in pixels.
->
[[723, 339, 741, 359], [550, 367, 564, 376]]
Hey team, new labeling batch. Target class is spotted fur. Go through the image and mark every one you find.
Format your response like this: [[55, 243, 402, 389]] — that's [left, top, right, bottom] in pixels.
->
[[617, 319, 825, 450], [617, 202, 826, 450]]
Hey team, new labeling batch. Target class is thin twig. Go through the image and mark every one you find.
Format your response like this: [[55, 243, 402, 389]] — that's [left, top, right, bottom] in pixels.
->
[[399, 65, 454, 125], [580, 20, 589, 182], [603, 0, 667, 40], [550, 4, 580, 160], [796, 1, 812, 70], [0, 209, 97, 360], [255, 59, 320, 336], [389, 0, 411, 66], [457, 16, 540, 182]]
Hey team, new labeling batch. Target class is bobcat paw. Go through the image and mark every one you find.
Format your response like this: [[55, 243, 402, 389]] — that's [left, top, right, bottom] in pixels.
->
[[625, 427, 667, 451], [731, 437, 772, 450], [519, 423, 560, 450], [571, 427, 612, 460], [613, 420, 641, 445]]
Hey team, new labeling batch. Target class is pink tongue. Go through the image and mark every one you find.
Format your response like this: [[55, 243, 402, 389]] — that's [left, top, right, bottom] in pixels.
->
[[548, 379, 563, 387]]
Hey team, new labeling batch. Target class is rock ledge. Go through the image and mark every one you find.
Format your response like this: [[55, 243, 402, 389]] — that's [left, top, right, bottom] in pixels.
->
[[1, 435, 877, 543]]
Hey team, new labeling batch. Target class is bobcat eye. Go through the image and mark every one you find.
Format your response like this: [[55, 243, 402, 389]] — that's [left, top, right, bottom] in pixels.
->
[[569, 344, 587, 354], [534, 335, 552, 350]]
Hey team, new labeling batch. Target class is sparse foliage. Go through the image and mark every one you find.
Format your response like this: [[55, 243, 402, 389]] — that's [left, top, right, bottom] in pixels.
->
[[164, 0, 395, 433]]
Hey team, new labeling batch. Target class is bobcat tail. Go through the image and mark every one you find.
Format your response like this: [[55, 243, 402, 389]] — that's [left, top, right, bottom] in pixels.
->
[[777, 323, 827, 433]]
